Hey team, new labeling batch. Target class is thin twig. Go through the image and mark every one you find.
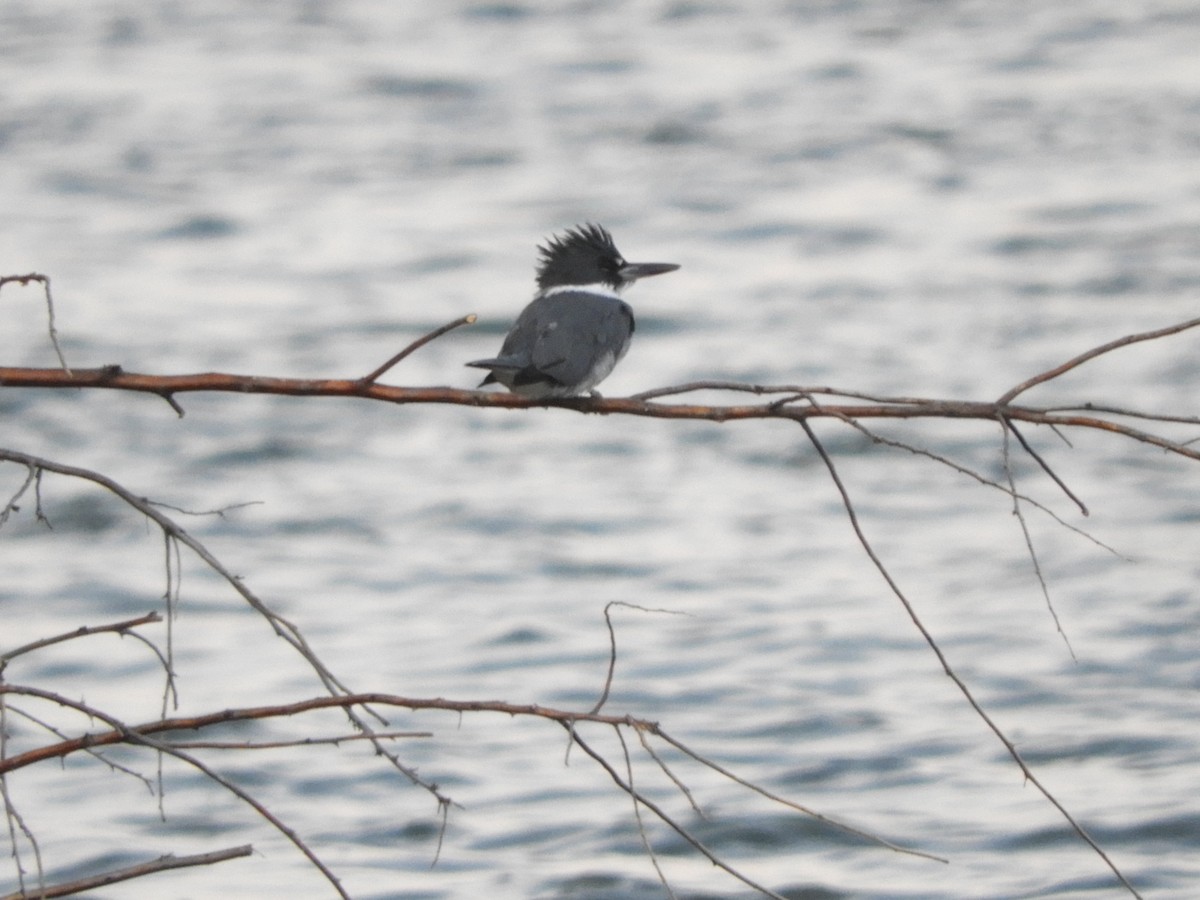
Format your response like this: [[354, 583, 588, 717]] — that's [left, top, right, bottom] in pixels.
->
[[634, 728, 705, 819], [1, 612, 162, 667], [0, 845, 253, 900], [358, 314, 477, 386], [165, 731, 431, 750], [148, 498, 264, 517], [630, 380, 934, 406], [997, 314, 1200, 404], [591, 602, 689, 715], [999, 422, 1077, 660], [650, 728, 945, 862], [1002, 417, 1089, 515], [614, 725, 678, 899], [0, 464, 37, 530]]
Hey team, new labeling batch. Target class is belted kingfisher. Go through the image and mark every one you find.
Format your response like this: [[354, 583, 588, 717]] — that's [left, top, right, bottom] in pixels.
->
[[466, 224, 678, 399]]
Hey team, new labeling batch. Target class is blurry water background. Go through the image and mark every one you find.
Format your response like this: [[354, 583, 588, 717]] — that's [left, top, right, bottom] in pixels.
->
[[2, 2, 1199, 898]]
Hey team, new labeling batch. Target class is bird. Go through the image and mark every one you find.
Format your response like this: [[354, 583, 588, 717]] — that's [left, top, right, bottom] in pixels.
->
[[465, 224, 679, 399]]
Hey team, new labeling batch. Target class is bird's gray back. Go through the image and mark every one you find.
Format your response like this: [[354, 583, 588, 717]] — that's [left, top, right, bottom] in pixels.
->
[[501, 291, 634, 389]]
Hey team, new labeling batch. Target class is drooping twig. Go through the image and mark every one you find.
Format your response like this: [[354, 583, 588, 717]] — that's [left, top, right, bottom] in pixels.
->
[[828, 414, 1125, 559], [0, 763, 43, 899], [633, 728, 705, 820], [796, 417, 1142, 898], [649, 727, 946, 862], [999, 422, 1077, 660], [0, 464, 37, 530], [614, 725, 678, 899], [1001, 416, 1089, 515]]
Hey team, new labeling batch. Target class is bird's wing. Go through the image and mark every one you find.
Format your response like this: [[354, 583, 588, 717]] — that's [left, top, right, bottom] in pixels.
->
[[509, 292, 634, 387]]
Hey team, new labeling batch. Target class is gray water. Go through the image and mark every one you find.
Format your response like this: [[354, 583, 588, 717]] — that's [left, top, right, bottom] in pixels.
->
[[3, 2, 1200, 898]]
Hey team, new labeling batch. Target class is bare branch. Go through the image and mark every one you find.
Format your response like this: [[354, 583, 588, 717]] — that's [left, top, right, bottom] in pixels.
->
[[1, 612, 162, 669], [3, 703, 155, 792], [0, 687, 662, 774], [1, 365, 1197, 467], [0, 845, 252, 900], [1, 297, 1191, 897]]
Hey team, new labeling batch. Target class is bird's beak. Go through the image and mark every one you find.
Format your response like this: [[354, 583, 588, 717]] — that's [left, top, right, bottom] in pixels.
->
[[619, 261, 680, 282]]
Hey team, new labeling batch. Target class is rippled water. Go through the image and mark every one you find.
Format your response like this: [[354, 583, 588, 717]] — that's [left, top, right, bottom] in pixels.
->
[[3, 3, 1200, 898]]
